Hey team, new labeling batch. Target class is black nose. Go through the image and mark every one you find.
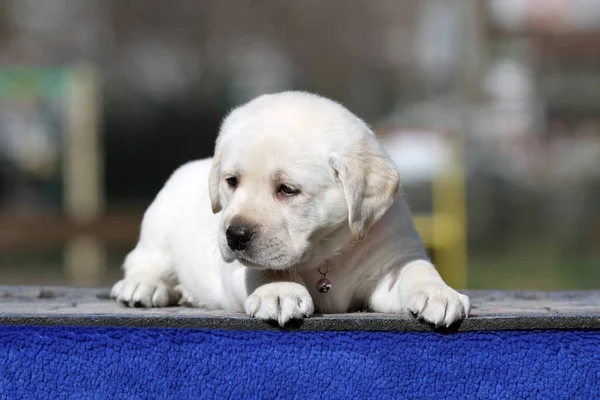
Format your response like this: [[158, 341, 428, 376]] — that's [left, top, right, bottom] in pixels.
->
[[226, 224, 253, 251]]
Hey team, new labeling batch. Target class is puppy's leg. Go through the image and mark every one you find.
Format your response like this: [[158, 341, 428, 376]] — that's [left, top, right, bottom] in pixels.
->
[[111, 189, 181, 307], [244, 271, 314, 327], [111, 245, 180, 307], [368, 260, 470, 327]]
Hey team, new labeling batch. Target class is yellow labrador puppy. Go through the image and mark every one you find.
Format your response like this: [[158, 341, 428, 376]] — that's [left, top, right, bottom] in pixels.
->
[[111, 92, 470, 327]]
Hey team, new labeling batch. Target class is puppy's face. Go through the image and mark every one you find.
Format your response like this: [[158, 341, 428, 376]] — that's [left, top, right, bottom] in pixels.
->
[[209, 92, 399, 270], [215, 135, 348, 269]]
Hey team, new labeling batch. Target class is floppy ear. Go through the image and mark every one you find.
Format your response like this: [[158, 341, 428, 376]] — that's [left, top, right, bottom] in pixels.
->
[[208, 149, 222, 213], [330, 137, 400, 240]]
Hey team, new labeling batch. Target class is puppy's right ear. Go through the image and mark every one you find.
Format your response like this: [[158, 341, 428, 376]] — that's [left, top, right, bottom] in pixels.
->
[[330, 136, 399, 240], [208, 149, 222, 213]]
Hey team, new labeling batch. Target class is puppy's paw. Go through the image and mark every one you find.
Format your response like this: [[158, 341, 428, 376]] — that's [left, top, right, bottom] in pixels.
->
[[405, 282, 470, 327], [174, 284, 197, 307], [110, 279, 180, 307], [245, 282, 314, 327]]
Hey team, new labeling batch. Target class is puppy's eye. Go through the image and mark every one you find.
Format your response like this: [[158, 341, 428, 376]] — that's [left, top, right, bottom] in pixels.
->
[[278, 184, 300, 196], [226, 177, 238, 188]]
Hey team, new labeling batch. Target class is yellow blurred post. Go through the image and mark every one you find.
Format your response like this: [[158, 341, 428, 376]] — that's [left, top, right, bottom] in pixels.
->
[[410, 135, 467, 289], [431, 135, 467, 289]]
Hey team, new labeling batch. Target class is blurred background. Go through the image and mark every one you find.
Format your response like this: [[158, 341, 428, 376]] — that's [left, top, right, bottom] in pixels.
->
[[0, 0, 599, 290]]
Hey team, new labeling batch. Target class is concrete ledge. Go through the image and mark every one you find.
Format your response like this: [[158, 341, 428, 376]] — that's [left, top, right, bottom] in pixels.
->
[[1, 285, 599, 331]]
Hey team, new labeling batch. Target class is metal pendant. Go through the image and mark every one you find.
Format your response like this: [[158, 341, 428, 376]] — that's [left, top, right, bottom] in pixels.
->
[[316, 263, 331, 293]]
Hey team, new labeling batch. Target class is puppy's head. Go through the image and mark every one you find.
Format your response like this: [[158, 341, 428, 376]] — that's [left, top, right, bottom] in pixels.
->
[[209, 92, 399, 270]]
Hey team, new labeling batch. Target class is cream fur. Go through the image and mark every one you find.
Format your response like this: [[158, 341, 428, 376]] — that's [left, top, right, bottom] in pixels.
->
[[111, 92, 470, 327]]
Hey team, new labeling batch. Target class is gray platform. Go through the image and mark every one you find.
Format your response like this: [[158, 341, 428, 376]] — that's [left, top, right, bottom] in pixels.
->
[[1, 285, 599, 331]]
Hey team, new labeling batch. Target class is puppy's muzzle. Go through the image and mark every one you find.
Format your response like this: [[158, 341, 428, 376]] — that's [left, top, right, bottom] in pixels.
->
[[226, 223, 253, 251]]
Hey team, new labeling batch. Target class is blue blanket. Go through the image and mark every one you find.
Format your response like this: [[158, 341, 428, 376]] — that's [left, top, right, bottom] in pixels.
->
[[1, 326, 599, 399]]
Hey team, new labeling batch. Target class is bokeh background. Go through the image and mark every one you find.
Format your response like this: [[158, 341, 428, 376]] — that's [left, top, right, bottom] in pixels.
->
[[0, 0, 599, 289]]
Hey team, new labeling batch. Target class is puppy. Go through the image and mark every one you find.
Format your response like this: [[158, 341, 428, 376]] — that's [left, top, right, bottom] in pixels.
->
[[111, 92, 470, 327]]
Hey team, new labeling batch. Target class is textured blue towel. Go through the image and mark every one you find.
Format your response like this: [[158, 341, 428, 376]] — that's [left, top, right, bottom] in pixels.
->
[[1, 326, 599, 399]]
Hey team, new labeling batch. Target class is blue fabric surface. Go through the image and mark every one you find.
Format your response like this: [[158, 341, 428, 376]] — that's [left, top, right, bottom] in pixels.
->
[[1, 326, 599, 399]]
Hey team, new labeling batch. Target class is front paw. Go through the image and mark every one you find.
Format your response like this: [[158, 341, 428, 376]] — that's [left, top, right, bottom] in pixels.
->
[[405, 282, 470, 327], [110, 279, 180, 307], [245, 282, 315, 327]]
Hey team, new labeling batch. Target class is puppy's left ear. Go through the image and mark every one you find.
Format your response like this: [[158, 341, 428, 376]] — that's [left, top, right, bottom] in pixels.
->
[[208, 149, 222, 213], [330, 136, 399, 240]]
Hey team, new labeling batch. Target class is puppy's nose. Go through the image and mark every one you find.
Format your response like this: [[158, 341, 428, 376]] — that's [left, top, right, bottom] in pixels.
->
[[226, 224, 253, 251]]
